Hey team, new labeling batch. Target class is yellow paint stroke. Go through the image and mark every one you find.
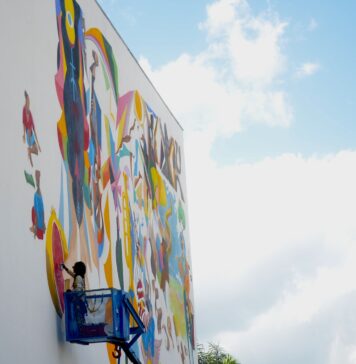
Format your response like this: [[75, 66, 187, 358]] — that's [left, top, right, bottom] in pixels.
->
[[151, 167, 167, 207], [64, 0, 75, 46], [116, 105, 127, 151], [134, 90, 143, 123], [57, 112, 68, 159], [59, 29, 67, 77], [45, 209, 68, 317], [104, 195, 113, 288], [170, 278, 186, 338], [57, 112, 67, 137]]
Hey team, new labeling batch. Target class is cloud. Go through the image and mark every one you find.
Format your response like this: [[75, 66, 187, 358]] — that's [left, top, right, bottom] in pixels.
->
[[296, 62, 320, 78], [217, 289, 356, 364], [200, 0, 288, 86], [188, 151, 356, 363], [194, 239, 338, 337], [139, 0, 292, 135], [137, 1, 355, 363]]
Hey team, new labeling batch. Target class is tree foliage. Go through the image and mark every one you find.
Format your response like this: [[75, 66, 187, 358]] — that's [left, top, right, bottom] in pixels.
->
[[197, 342, 240, 364]]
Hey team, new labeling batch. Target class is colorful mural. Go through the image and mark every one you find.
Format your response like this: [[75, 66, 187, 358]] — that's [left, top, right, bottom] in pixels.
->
[[30, 0, 196, 363], [23, 91, 46, 241]]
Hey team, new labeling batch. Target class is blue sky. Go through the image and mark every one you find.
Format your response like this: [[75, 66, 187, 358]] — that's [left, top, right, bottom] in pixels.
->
[[98, 1, 356, 363], [99, 0, 356, 164]]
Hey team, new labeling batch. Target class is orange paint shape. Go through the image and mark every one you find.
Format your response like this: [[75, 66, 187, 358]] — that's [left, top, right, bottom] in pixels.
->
[[84, 150, 90, 169], [106, 343, 117, 364], [86, 28, 106, 57], [101, 160, 110, 188]]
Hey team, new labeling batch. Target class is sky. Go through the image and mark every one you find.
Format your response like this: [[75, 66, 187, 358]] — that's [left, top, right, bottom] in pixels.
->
[[98, 0, 356, 363]]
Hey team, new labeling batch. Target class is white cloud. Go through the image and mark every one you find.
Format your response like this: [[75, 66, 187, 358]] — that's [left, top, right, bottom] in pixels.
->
[[199, 0, 244, 35], [140, 0, 292, 135], [138, 1, 352, 363], [296, 62, 320, 78], [188, 151, 356, 363], [200, 0, 287, 86]]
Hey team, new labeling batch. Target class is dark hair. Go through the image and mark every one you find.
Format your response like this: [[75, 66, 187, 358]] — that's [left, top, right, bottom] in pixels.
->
[[73, 261, 86, 277]]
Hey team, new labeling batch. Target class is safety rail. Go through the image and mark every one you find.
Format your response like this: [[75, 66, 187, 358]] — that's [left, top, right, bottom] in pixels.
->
[[64, 288, 145, 364]]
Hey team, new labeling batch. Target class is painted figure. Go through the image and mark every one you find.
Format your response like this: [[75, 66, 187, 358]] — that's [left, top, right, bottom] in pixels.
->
[[30, 170, 45, 239], [22, 91, 41, 166]]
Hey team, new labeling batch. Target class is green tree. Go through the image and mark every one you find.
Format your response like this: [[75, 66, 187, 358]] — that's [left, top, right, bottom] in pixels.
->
[[197, 342, 240, 364], [222, 354, 239, 364]]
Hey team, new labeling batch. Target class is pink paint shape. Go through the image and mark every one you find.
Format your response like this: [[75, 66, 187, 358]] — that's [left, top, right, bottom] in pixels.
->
[[52, 223, 65, 313]]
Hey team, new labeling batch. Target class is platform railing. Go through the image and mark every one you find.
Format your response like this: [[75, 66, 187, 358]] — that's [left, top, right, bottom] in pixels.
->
[[64, 288, 145, 364]]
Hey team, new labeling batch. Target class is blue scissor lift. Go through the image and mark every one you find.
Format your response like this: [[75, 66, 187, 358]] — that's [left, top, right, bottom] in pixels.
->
[[64, 288, 145, 364]]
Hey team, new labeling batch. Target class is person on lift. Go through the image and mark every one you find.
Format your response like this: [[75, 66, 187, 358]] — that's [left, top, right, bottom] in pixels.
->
[[61, 261, 86, 291]]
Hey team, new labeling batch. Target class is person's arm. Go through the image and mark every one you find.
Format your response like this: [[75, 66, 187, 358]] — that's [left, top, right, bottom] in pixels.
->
[[61, 264, 75, 278]]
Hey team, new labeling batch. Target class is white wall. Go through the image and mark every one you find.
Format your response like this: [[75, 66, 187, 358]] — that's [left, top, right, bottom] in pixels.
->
[[0, 1, 196, 363]]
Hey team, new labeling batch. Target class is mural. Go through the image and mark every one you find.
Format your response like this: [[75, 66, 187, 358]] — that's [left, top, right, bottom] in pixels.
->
[[19, 0, 197, 363], [23, 91, 46, 240]]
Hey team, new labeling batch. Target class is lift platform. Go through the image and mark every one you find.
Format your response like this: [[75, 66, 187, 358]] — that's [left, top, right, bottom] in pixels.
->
[[64, 288, 145, 364]]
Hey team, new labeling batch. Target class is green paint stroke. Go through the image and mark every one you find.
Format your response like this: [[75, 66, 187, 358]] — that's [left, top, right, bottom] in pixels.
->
[[116, 235, 124, 289], [103, 36, 119, 102], [24, 170, 35, 188], [178, 201, 186, 229], [101, 60, 110, 91]]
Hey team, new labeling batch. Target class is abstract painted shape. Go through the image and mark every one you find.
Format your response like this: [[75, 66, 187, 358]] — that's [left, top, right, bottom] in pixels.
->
[[24, 170, 35, 188], [45, 209, 68, 317], [30, 170, 46, 240]]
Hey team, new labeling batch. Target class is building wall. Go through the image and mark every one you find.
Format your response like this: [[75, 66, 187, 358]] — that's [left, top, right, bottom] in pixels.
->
[[0, 1, 196, 363]]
